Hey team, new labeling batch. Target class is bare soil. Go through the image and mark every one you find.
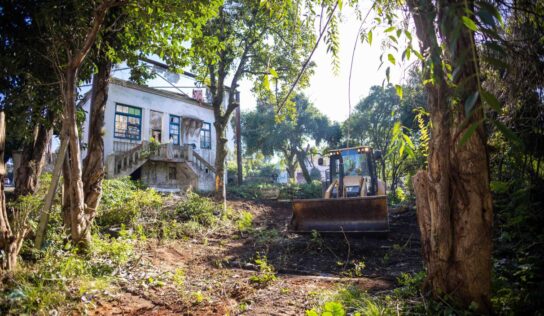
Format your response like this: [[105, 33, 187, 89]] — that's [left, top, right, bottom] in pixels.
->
[[92, 200, 422, 315]]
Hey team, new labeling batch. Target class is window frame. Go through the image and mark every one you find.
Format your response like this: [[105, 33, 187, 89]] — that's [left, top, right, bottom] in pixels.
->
[[200, 122, 212, 149], [114, 103, 142, 141], [169, 115, 181, 145]]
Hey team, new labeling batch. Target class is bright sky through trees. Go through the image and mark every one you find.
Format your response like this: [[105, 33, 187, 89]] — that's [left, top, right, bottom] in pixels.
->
[[238, 6, 410, 122]]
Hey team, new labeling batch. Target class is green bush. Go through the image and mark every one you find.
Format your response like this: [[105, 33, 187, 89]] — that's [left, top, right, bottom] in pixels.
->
[[176, 191, 220, 226], [1, 230, 137, 315], [96, 177, 162, 228], [236, 210, 254, 233], [279, 180, 322, 199]]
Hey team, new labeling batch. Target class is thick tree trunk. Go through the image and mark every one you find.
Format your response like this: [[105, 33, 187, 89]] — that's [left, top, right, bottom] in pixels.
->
[[296, 150, 312, 183], [14, 122, 53, 196], [82, 58, 111, 215], [408, 0, 493, 312], [62, 68, 91, 250], [214, 120, 228, 200]]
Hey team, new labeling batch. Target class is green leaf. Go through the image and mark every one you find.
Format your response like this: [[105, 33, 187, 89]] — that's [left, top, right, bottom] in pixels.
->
[[395, 84, 403, 99], [337, 0, 343, 10], [367, 30, 373, 45], [384, 26, 395, 33], [462, 16, 478, 31], [493, 120, 523, 149], [412, 47, 424, 60], [403, 133, 415, 149], [269, 68, 278, 78], [480, 90, 501, 111], [385, 66, 391, 82], [323, 302, 345, 316], [305, 310, 319, 316], [262, 74, 270, 91], [459, 119, 484, 147], [464, 91, 479, 115], [404, 30, 412, 41], [388, 54, 396, 65]]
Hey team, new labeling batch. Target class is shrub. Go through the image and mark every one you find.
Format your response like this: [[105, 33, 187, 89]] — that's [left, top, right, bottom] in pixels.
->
[[176, 192, 220, 226], [236, 210, 254, 233], [249, 255, 276, 287], [96, 178, 162, 228]]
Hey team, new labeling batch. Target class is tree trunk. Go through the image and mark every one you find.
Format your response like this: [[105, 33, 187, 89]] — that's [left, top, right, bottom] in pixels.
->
[[214, 120, 228, 200], [284, 150, 297, 181], [82, 58, 111, 215], [0, 110, 28, 270], [34, 137, 68, 249], [235, 106, 243, 185], [408, 0, 493, 312], [62, 147, 72, 231], [61, 67, 91, 250], [296, 150, 312, 183], [14, 122, 53, 197]]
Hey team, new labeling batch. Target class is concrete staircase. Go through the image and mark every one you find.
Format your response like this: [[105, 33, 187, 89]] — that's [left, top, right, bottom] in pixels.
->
[[106, 141, 216, 190]]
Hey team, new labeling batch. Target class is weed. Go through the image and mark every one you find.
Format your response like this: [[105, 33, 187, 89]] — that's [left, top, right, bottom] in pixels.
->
[[191, 291, 205, 304], [236, 210, 254, 233], [176, 192, 220, 226], [172, 268, 185, 288], [249, 255, 277, 287], [252, 228, 282, 246], [306, 301, 345, 316]]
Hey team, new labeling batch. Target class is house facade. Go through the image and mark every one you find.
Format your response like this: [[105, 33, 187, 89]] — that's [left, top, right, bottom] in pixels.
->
[[81, 75, 232, 193]]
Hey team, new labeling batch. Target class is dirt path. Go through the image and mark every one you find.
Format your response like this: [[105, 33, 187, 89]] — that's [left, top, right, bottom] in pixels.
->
[[92, 200, 421, 315]]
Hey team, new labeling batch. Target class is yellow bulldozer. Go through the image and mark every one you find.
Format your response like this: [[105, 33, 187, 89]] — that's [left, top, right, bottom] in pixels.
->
[[290, 146, 389, 233]]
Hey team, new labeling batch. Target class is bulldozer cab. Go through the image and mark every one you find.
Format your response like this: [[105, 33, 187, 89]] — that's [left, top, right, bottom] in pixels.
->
[[290, 146, 389, 233], [326, 147, 378, 198]]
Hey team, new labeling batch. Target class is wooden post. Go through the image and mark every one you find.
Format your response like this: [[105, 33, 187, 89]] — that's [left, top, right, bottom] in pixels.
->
[[34, 137, 68, 249]]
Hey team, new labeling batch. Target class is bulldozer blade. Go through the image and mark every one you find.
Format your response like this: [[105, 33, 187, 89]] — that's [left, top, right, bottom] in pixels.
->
[[290, 196, 389, 233]]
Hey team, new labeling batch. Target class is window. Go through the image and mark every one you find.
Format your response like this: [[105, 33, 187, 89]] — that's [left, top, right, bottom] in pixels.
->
[[169, 115, 180, 145], [114, 104, 141, 140], [200, 122, 211, 149], [169, 166, 177, 180]]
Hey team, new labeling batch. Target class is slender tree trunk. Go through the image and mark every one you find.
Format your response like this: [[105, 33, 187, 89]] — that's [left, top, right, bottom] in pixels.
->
[[214, 120, 228, 199], [235, 106, 243, 185], [61, 67, 90, 249], [408, 0, 493, 312], [296, 150, 312, 183], [34, 137, 68, 249], [82, 58, 111, 215], [14, 122, 53, 197], [62, 147, 72, 231]]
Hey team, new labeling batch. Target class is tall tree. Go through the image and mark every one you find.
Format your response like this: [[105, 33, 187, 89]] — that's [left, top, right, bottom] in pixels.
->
[[80, 0, 219, 230], [402, 0, 494, 310], [37, 0, 126, 249], [190, 0, 318, 197], [242, 94, 338, 182], [0, 1, 63, 197]]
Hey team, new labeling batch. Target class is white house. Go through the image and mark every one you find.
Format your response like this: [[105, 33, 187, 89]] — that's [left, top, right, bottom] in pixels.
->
[[81, 63, 234, 193]]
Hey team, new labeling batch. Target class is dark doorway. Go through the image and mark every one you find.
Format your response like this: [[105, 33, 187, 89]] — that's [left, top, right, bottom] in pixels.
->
[[130, 166, 142, 181]]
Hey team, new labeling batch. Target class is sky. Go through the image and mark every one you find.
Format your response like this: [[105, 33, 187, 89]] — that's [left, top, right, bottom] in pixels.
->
[[237, 6, 410, 123]]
